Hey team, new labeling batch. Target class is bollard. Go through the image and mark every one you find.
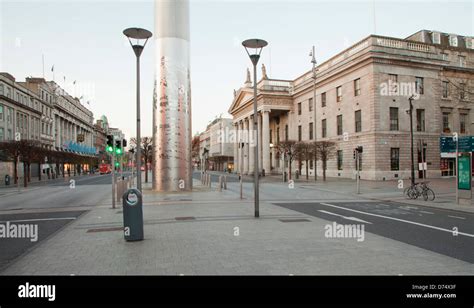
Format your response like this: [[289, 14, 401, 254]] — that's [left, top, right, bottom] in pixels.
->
[[223, 175, 227, 190], [218, 175, 222, 192], [208, 174, 212, 188]]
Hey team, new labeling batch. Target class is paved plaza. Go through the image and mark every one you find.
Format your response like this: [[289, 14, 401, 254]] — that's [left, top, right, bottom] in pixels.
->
[[2, 174, 473, 275]]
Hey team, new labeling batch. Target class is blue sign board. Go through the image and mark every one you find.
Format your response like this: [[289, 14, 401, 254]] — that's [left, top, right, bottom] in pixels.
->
[[440, 136, 474, 153]]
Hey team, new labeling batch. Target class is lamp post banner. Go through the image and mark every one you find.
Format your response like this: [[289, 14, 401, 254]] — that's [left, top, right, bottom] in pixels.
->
[[153, 0, 192, 191]]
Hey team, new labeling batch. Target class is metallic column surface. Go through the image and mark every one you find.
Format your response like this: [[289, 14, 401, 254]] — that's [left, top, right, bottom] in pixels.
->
[[153, 0, 192, 191]]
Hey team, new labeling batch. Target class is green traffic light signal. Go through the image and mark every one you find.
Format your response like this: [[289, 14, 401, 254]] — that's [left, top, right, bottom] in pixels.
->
[[115, 162, 119, 167], [115, 148, 122, 155], [106, 145, 113, 153]]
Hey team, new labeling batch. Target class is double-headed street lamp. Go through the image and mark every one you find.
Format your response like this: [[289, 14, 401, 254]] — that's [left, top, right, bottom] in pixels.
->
[[123, 27, 152, 192], [242, 38, 268, 218]]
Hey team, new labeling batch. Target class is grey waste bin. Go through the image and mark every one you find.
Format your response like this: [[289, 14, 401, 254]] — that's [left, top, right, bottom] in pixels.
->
[[5, 175, 10, 186], [122, 189, 144, 241]]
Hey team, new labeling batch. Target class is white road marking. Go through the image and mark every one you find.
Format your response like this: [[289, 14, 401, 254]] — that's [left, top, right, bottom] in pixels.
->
[[320, 203, 474, 238], [317, 210, 372, 224], [378, 204, 390, 207], [419, 211, 434, 215], [0, 217, 77, 223], [448, 215, 466, 220], [400, 205, 419, 210]]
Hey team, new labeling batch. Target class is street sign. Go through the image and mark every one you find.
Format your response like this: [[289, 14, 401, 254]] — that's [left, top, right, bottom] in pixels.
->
[[458, 154, 471, 190], [440, 136, 474, 153]]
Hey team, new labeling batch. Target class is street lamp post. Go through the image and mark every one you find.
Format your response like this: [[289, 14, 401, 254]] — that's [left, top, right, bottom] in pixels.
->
[[408, 95, 415, 187], [310, 45, 317, 181], [123, 27, 152, 193], [242, 38, 268, 218]]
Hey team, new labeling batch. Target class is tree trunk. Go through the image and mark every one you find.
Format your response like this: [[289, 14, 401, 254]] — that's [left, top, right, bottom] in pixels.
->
[[62, 164, 65, 178], [23, 163, 28, 187], [288, 159, 292, 181], [314, 152, 317, 181], [27, 163, 31, 182], [13, 159, 18, 184], [306, 159, 309, 180], [323, 159, 327, 181], [144, 158, 148, 183], [38, 162, 42, 181]]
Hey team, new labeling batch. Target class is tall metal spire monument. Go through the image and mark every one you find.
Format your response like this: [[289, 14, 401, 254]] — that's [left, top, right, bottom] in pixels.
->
[[153, 0, 192, 191]]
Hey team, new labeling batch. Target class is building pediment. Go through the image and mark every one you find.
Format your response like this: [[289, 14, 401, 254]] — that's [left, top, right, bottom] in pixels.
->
[[228, 88, 254, 115]]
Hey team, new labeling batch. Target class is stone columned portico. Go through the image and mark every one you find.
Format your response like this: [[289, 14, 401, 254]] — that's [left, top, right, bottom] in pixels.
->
[[228, 68, 292, 175]]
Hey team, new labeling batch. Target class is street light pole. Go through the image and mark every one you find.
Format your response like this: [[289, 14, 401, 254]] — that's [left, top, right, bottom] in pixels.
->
[[123, 27, 152, 193], [310, 45, 317, 181], [242, 38, 268, 218], [409, 95, 415, 186]]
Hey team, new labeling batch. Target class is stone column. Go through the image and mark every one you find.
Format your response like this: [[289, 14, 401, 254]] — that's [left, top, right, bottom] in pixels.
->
[[248, 115, 255, 175], [262, 110, 270, 174], [233, 123, 239, 173], [243, 118, 249, 174]]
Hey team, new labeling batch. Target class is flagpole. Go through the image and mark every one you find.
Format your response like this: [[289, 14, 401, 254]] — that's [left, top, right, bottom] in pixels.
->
[[42, 55, 45, 78]]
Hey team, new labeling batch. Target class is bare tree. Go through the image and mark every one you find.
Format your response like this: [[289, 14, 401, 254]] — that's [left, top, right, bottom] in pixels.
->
[[0, 140, 21, 184], [296, 141, 313, 180], [130, 137, 153, 183], [314, 141, 336, 181], [0, 140, 42, 187], [191, 135, 201, 169], [275, 140, 301, 180]]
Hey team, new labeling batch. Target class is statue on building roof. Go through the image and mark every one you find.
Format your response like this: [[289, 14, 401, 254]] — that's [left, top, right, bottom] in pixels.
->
[[245, 68, 251, 84], [262, 64, 268, 79]]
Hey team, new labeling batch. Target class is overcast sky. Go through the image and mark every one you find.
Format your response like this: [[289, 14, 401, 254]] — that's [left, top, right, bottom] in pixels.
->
[[0, 0, 472, 141]]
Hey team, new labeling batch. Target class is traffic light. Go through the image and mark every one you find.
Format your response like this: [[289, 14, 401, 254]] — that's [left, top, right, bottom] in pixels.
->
[[115, 140, 122, 155], [106, 135, 114, 153], [356, 146, 363, 153], [122, 139, 127, 148], [353, 150, 356, 160], [115, 161, 120, 167]]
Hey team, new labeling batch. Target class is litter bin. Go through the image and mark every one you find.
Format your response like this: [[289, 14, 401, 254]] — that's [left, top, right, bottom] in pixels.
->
[[122, 188, 144, 241], [283, 172, 287, 182], [295, 170, 299, 179], [262, 169, 265, 177], [5, 175, 10, 186]]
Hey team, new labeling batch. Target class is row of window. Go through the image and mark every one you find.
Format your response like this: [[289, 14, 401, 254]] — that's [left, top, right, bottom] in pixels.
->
[[297, 79, 363, 115], [441, 81, 469, 100], [335, 148, 400, 172], [297, 75, 429, 115], [296, 110, 363, 141]]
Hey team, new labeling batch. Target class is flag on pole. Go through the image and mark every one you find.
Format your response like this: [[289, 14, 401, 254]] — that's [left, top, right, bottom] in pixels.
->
[[51, 65, 54, 72], [73, 80, 76, 85]]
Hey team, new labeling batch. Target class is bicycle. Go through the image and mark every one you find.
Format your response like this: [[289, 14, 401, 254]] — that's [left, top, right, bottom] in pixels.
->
[[404, 181, 435, 201]]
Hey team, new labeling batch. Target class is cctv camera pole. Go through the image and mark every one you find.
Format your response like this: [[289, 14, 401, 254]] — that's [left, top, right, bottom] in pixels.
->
[[409, 96, 415, 186]]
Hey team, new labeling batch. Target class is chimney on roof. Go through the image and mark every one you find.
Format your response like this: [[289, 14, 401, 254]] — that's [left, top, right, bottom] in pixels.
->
[[25, 77, 47, 83]]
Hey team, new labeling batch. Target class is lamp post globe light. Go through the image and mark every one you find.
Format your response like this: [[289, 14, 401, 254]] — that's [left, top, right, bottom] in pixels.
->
[[123, 27, 153, 193], [242, 38, 268, 218]]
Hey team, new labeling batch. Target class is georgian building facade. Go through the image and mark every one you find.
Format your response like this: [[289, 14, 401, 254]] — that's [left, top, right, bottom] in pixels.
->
[[229, 30, 474, 180], [0, 73, 102, 183], [199, 117, 234, 172]]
